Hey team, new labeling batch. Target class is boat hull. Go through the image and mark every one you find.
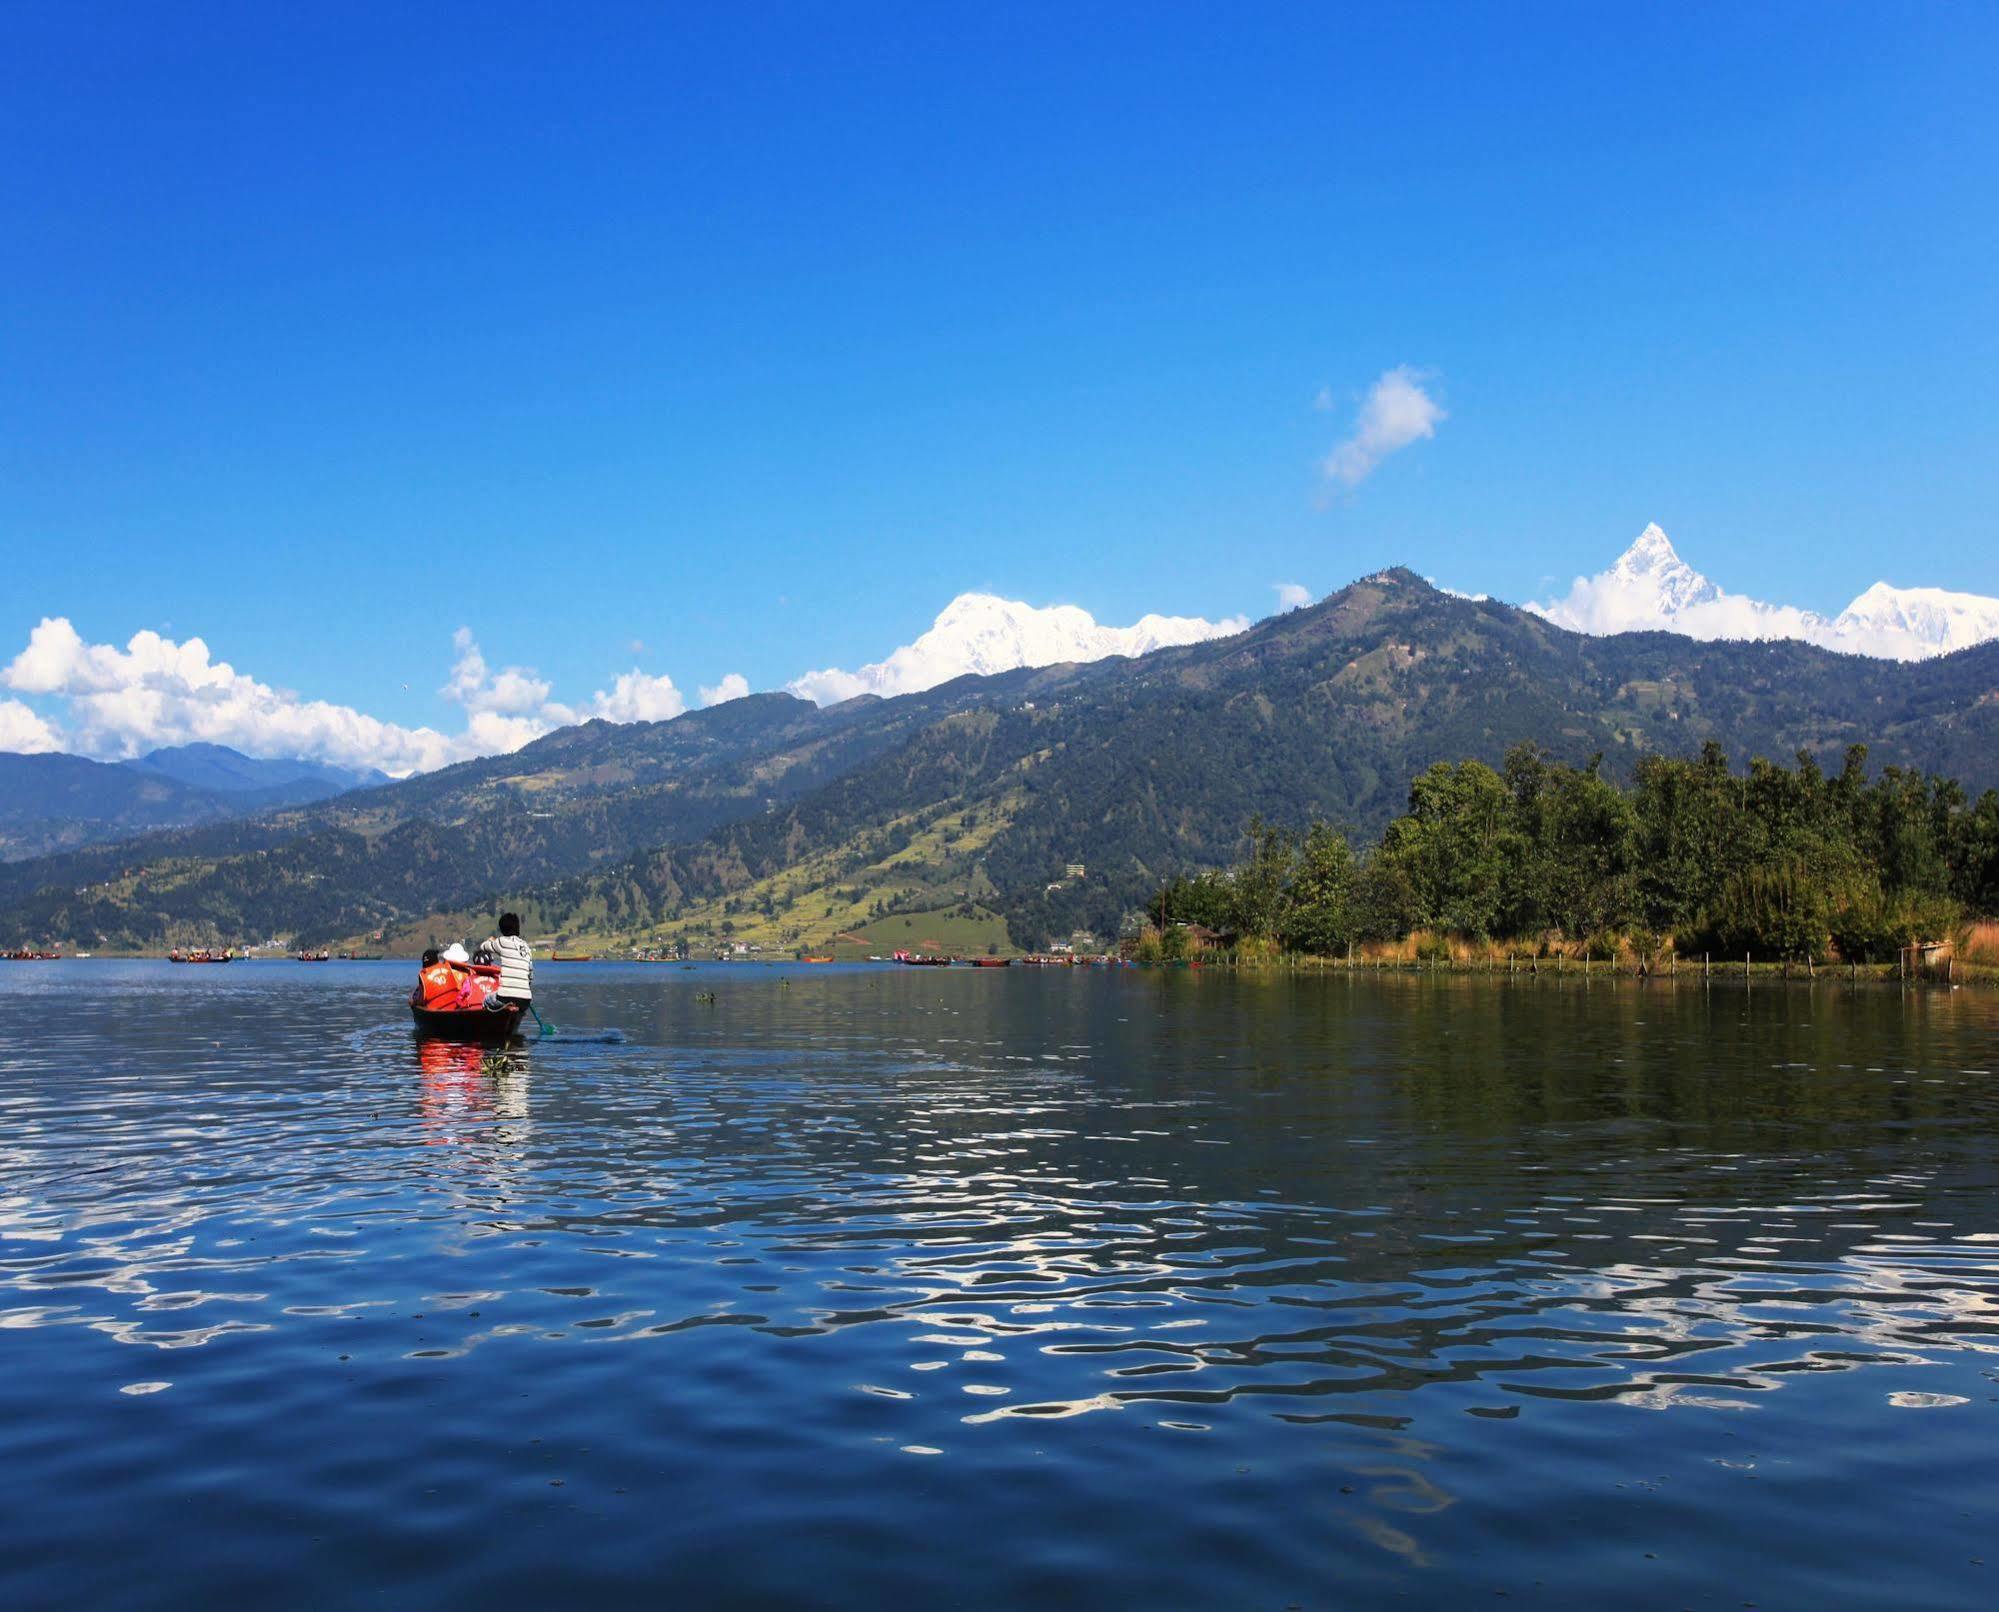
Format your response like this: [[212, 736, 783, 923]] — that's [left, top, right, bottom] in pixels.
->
[[410, 999, 526, 1043]]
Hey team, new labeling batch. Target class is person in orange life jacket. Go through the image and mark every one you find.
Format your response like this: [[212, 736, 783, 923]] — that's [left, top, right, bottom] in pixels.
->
[[417, 944, 492, 1010], [416, 948, 465, 1010]]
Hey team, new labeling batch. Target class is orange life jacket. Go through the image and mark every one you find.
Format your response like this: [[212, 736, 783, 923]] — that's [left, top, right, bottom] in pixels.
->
[[419, 961, 467, 1010]]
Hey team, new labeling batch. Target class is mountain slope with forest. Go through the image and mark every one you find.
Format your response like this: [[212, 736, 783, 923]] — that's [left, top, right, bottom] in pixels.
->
[[6, 570, 1999, 951]]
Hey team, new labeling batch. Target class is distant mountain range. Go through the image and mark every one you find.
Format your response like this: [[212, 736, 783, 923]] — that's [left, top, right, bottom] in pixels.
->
[[5, 569, 1999, 953], [0, 743, 386, 861], [1531, 525, 1999, 659], [127, 742, 386, 798]]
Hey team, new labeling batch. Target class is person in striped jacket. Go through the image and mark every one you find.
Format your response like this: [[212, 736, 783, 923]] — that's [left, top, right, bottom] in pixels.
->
[[475, 912, 534, 1011]]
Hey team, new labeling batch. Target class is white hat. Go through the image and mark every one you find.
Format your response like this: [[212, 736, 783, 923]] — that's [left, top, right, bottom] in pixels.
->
[[441, 942, 470, 964]]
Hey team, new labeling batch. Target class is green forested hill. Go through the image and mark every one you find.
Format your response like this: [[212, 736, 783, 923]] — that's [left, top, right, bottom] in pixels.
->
[[6, 570, 1999, 951], [503, 571, 1999, 949]]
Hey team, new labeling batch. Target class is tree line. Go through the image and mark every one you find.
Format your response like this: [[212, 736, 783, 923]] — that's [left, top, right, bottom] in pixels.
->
[[1146, 744, 1999, 962]]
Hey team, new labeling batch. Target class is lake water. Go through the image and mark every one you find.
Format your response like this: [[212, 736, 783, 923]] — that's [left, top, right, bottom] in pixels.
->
[[2, 961, 1996, 1609]]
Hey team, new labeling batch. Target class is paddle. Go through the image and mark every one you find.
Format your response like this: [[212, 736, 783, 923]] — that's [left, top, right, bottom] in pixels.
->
[[526, 1000, 556, 1038]]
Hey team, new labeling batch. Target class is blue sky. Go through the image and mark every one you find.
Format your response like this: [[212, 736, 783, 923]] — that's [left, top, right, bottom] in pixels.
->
[[4, 3, 1996, 764]]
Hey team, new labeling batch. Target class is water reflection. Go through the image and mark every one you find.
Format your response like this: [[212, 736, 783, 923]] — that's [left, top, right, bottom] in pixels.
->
[[1, 963, 1996, 1607]]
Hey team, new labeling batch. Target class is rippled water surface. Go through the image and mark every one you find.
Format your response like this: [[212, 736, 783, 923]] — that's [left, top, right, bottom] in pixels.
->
[[3, 961, 1997, 1608]]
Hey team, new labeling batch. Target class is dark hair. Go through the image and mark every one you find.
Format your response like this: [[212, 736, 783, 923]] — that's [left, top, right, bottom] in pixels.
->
[[422, 947, 440, 966], [499, 912, 521, 937]]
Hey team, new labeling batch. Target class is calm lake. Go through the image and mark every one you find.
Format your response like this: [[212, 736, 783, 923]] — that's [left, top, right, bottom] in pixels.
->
[[2, 961, 1995, 1609]]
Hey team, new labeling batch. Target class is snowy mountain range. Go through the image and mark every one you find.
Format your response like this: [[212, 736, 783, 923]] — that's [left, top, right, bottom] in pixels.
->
[[780, 529, 1998, 709], [1529, 524, 1999, 660], [787, 592, 1250, 704]]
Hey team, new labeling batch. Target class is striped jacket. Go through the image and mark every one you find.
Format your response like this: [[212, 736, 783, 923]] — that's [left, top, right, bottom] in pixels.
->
[[479, 934, 533, 1001]]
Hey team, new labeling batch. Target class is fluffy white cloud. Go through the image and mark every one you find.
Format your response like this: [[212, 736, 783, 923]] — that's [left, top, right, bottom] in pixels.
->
[[786, 592, 1248, 706], [787, 665, 871, 705], [443, 629, 690, 727], [2, 619, 702, 775], [0, 697, 63, 753], [700, 672, 751, 707], [587, 669, 687, 723], [442, 628, 561, 718], [1322, 366, 1445, 487], [1273, 582, 1313, 612], [5, 617, 467, 775]]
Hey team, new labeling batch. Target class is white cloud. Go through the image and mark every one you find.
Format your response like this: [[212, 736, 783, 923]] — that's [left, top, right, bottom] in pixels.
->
[[1, 618, 701, 776], [1273, 582, 1313, 612], [787, 665, 871, 706], [0, 697, 63, 753], [1322, 366, 1445, 487], [700, 673, 751, 707], [586, 669, 686, 723], [4, 617, 468, 775], [786, 592, 1248, 706], [442, 628, 560, 718]]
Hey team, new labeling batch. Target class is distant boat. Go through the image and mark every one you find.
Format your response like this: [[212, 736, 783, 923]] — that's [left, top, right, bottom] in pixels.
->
[[3, 949, 62, 961], [167, 949, 232, 964], [968, 957, 1011, 967], [892, 953, 954, 966], [801, 955, 835, 963], [295, 950, 331, 962], [549, 952, 593, 962]]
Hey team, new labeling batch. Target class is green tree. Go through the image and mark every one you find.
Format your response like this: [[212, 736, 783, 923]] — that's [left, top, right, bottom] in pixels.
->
[[1281, 823, 1356, 954]]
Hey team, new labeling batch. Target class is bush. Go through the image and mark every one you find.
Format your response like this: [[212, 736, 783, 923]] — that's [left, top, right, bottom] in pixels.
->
[[1689, 865, 1831, 961], [1830, 888, 1962, 963]]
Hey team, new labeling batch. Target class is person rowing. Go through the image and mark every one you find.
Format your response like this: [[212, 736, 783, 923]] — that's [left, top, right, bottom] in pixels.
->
[[475, 912, 535, 1020]]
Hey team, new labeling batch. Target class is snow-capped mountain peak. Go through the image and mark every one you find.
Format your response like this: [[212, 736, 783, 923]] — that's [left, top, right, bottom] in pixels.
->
[[1607, 523, 1722, 611], [1529, 524, 1999, 661], [1833, 582, 1999, 657], [787, 591, 1249, 705]]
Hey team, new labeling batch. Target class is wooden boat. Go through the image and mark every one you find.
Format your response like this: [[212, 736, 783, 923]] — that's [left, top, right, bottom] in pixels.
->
[[3, 949, 62, 961], [801, 955, 835, 963], [893, 953, 954, 966], [167, 949, 233, 964], [549, 952, 593, 962], [409, 996, 525, 1043], [968, 957, 1011, 967], [296, 950, 331, 962]]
